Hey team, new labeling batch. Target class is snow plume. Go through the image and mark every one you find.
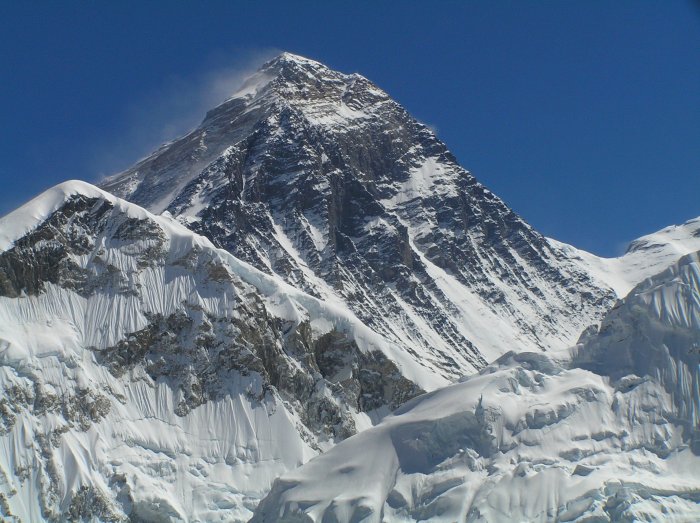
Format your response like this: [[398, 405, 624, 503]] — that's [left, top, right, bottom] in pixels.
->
[[92, 47, 279, 180]]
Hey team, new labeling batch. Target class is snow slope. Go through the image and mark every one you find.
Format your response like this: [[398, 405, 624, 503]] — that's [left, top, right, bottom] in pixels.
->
[[0, 181, 440, 522], [551, 216, 700, 297], [253, 251, 700, 522], [1, 182, 697, 521]]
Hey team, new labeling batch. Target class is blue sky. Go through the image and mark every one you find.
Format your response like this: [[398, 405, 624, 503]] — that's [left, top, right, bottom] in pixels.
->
[[1, 1, 698, 256]]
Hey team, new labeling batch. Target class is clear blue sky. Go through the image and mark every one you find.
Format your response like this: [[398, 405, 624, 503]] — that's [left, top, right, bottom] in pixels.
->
[[1, 1, 698, 256]]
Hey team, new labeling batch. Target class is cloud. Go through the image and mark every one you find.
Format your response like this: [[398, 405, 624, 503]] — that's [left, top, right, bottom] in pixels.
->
[[417, 119, 439, 135], [424, 122, 439, 135], [90, 47, 279, 181]]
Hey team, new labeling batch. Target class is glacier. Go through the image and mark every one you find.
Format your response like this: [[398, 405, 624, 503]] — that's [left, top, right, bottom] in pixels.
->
[[253, 251, 700, 522]]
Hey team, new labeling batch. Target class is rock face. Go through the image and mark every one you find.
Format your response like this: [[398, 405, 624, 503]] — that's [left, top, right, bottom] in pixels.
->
[[0, 182, 429, 522], [252, 251, 700, 522], [102, 52, 617, 376]]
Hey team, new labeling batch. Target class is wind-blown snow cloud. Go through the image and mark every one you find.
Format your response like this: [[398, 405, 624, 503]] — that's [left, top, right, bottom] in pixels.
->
[[92, 48, 279, 181]]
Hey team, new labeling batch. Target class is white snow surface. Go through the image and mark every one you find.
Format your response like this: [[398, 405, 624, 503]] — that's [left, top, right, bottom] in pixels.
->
[[550, 216, 700, 298], [0, 181, 446, 522], [253, 251, 700, 522], [3, 185, 700, 521]]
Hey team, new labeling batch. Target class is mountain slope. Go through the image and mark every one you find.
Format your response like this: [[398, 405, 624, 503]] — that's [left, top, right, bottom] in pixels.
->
[[253, 251, 700, 523], [551, 216, 700, 297], [101, 52, 618, 376], [0, 181, 442, 522]]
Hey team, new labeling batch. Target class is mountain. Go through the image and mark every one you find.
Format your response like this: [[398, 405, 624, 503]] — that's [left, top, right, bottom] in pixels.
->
[[0, 181, 437, 522], [102, 52, 620, 377], [253, 251, 700, 522], [551, 216, 700, 297], [2, 52, 700, 521]]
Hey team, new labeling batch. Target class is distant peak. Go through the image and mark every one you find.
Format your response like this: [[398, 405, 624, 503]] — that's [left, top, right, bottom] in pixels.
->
[[267, 52, 322, 66], [224, 52, 339, 102], [0, 180, 113, 251], [258, 52, 333, 78]]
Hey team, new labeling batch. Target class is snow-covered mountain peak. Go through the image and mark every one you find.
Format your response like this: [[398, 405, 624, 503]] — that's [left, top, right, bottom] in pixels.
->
[[259, 51, 332, 78], [551, 214, 700, 298], [96, 51, 700, 383], [3, 181, 132, 237], [217, 51, 384, 111], [218, 51, 391, 129], [4, 51, 700, 521], [223, 52, 341, 102], [100, 54, 625, 372], [266, 51, 320, 66], [258, 52, 378, 94], [0, 180, 207, 265], [0, 179, 444, 521], [625, 216, 700, 255]]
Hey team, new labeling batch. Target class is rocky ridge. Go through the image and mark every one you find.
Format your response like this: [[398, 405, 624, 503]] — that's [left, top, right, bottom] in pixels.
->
[[103, 52, 619, 377]]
